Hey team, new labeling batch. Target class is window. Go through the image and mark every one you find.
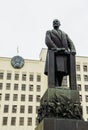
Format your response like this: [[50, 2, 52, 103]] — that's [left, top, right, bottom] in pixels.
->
[[29, 74, 34, 81], [29, 85, 33, 91], [7, 73, 11, 80], [36, 106, 40, 114], [6, 83, 11, 90], [83, 65, 87, 72], [28, 95, 33, 102], [2, 117, 8, 125], [21, 94, 25, 101], [0, 72, 4, 79], [79, 95, 82, 102], [35, 117, 38, 126], [76, 65, 80, 71], [0, 93, 2, 100], [76, 74, 81, 81], [4, 105, 9, 113], [37, 74, 41, 82], [77, 84, 81, 91], [36, 85, 41, 92], [27, 117, 32, 126], [19, 117, 24, 125], [5, 94, 10, 101], [0, 83, 3, 90], [13, 94, 18, 101], [12, 105, 17, 113], [36, 95, 40, 102], [84, 75, 88, 81], [14, 74, 19, 80], [22, 74, 26, 81], [21, 84, 26, 91], [28, 106, 33, 113], [14, 84, 18, 90], [11, 117, 16, 125], [20, 105, 25, 113], [85, 85, 88, 91], [86, 95, 88, 102], [86, 106, 88, 114]]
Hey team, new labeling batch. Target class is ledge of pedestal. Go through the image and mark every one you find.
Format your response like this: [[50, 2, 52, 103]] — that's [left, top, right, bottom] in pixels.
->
[[35, 118, 88, 130]]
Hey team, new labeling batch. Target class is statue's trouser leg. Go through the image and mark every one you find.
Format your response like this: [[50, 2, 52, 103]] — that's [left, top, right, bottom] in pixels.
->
[[55, 72, 63, 86]]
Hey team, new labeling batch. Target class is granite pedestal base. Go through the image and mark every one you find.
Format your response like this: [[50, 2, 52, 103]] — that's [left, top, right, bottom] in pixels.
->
[[35, 118, 88, 130]]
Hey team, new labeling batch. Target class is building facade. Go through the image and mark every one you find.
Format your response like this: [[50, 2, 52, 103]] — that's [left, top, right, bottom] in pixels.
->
[[0, 48, 88, 130]]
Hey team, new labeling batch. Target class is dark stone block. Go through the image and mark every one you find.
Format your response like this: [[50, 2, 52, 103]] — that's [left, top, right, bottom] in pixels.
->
[[35, 118, 88, 130], [37, 88, 82, 122], [41, 88, 80, 104]]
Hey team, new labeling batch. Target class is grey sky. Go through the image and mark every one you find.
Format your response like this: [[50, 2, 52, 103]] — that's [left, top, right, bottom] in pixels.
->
[[0, 0, 88, 59]]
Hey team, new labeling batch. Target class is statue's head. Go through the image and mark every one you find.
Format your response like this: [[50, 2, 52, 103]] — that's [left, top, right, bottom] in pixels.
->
[[53, 19, 61, 29]]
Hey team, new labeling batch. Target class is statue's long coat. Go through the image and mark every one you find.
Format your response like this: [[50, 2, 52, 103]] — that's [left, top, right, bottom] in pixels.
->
[[44, 29, 76, 75]]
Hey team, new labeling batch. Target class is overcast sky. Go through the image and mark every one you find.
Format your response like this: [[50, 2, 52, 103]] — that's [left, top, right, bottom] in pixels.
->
[[0, 0, 88, 59]]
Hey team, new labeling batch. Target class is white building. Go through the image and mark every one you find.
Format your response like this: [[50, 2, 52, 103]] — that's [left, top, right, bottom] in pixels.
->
[[0, 48, 88, 130], [76, 56, 88, 121]]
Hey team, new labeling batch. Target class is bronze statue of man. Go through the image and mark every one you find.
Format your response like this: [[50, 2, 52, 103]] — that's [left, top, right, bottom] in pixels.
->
[[44, 19, 77, 89]]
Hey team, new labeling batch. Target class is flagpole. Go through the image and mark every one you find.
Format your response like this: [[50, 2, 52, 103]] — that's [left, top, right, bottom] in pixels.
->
[[17, 46, 19, 55]]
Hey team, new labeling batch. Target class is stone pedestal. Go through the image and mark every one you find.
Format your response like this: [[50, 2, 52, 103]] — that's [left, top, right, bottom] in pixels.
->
[[37, 87, 82, 123], [41, 87, 80, 104], [35, 118, 88, 130], [36, 87, 83, 130]]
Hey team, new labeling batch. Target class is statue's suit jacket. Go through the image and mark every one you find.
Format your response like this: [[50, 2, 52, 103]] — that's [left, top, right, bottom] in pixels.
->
[[44, 29, 76, 75]]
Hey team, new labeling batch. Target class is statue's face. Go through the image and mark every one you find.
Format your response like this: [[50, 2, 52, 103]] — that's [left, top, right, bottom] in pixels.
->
[[53, 19, 60, 28]]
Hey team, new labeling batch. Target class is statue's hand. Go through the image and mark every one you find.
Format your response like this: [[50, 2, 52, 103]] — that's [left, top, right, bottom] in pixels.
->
[[71, 51, 76, 55], [64, 50, 70, 54]]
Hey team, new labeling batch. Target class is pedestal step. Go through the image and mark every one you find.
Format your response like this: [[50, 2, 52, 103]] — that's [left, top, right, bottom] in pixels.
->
[[35, 118, 88, 130]]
